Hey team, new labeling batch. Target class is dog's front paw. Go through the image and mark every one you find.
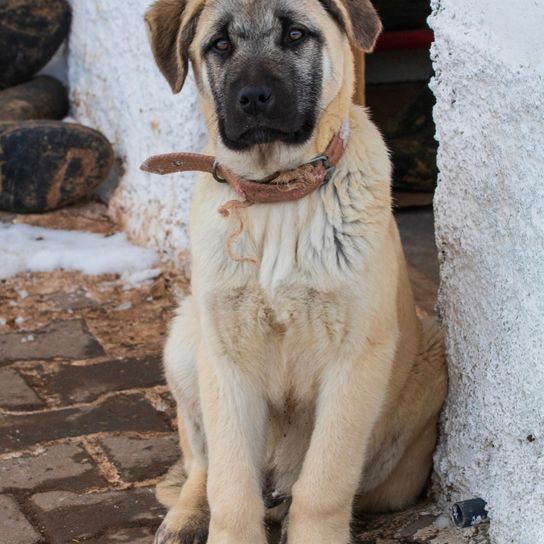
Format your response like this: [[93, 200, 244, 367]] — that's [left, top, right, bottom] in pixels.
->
[[154, 510, 209, 544]]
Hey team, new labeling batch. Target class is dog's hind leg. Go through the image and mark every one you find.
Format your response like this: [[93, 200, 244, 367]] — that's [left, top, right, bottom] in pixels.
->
[[155, 409, 197, 508], [354, 316, 447, 514], [354, 416, 439, 513], [155, 296, 210, 544]]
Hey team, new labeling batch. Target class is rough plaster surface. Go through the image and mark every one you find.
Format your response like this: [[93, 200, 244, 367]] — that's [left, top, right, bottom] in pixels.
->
[[430, 1, 544, 543], [67, 0, 206, 263]]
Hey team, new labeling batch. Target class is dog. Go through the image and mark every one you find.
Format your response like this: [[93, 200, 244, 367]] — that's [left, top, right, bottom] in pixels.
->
[[144, 1, 448, 543]]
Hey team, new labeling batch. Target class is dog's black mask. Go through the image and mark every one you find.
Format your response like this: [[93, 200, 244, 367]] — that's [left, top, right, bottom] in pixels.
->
[[204, 10, 324, 151]]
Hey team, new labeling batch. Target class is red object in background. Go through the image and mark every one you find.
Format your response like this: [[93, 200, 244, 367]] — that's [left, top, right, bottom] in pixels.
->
[[375, 29, 434, 51]]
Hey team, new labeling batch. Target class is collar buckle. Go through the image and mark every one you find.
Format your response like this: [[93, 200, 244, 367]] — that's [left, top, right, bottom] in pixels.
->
[[212, 160, 228, 183], [308, 154, 336, 184]]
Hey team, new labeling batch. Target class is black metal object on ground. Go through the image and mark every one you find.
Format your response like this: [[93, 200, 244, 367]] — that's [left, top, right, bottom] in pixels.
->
[[452, 499, 489, 529]]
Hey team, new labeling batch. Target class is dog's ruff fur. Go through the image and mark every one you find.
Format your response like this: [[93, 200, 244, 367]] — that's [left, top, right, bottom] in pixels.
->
[[145, 1, 448, 543]]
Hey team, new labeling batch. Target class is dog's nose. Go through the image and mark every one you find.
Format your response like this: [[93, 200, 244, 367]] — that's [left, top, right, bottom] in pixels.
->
[[238, 86, 273, 116]]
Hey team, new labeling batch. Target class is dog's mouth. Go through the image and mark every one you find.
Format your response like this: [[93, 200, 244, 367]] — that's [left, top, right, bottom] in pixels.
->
[[219, 118, 316, 151]]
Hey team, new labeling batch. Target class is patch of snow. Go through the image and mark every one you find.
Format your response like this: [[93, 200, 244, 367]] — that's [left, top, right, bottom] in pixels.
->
[[17, 290, 29, 299], [0, 318, 6, 326], [15, 317, 25, 326], [0, 224, 160, 284], [114, 302, 132, 312], [21, 334, 35, 344], [434, 515, 451, 529], [122, 268, 162, 288]]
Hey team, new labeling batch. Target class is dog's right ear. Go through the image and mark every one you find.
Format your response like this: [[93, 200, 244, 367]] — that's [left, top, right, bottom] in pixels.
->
[[144, 0, 202, 94]]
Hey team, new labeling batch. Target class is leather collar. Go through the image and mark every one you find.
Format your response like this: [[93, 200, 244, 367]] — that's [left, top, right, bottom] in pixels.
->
[[140, 132, 347, 204]]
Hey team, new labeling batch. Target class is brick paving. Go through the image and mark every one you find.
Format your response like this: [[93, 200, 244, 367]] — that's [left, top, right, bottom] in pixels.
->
[[0, 238, 182, 543], [0, 205, 488, 543]]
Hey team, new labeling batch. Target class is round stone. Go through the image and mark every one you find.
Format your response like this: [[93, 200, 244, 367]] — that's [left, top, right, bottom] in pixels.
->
[[0, 76, 69, 121], [0, 0, 72, 89], [0, 121, 114, 213]]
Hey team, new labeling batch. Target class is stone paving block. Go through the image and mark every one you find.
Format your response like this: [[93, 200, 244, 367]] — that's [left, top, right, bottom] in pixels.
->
[[36, 355, 163, 404], [85, 526, 155, 543], [49, 290, 99, 311], [0, 368, 44, 410], [0, 319, 105, 365], [0, 495, 41, 544], [0, 443, 104, 492], [0, 395, 171, 453], [31, 487, 164, 543], [398, 514, 438, 539], [98, 434, 179, 482]]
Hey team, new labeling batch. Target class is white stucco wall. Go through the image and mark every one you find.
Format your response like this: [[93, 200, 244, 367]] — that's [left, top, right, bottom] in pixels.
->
[[67, 0, 206, 263], [430, 1, 544, 542]]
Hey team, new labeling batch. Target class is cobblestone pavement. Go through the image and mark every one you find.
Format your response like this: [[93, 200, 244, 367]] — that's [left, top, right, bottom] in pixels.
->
[[0, 205, 489, 543]]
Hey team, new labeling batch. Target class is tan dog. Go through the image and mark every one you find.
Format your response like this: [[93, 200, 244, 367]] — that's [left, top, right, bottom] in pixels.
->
[[144, 1, 447, 543]]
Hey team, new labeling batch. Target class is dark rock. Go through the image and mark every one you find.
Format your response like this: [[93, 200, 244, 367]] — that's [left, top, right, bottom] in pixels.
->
[[0, 0, 72, 89], [0, 76, 69, 121], [0, 121, 114, 213], [367, 82, 437, 193], [386, 85, 437, 193]]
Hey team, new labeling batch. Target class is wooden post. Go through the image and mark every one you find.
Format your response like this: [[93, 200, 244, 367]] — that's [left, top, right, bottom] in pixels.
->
[[352, 46, 366, 106]]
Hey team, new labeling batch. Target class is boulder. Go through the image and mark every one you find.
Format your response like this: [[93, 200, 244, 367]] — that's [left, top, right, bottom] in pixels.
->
[[0, 0, 72, 89], [0, 76, 69, 121], [0, 121, 114, 213]]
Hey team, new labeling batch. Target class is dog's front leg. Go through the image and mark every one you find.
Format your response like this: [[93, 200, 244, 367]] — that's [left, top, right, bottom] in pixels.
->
[[199, 346, 268, 544], [287, 345, 394, 544]]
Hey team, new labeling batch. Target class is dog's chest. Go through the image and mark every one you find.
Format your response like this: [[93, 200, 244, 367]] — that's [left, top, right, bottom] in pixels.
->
[[210, 283, 347, 345], [209, 282, 351, 403]]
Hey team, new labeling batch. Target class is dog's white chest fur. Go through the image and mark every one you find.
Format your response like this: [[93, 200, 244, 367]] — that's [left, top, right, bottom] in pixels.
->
[[189, 111, 392, 403]]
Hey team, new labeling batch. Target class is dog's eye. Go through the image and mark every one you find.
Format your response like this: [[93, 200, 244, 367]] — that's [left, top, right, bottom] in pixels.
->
[[287, 27, 305, 43], [213, 38, 231, 53]]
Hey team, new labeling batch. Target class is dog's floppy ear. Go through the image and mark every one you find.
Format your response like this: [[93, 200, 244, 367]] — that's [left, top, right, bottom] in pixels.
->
[[341, 0, 382, 52], [320, 0, 382, 52], [144, 0, 202, 94]]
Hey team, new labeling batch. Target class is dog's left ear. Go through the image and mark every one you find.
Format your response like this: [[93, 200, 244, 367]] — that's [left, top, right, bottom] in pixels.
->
[[144, 0, 202, 94], [341, 0, 382, 51]]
